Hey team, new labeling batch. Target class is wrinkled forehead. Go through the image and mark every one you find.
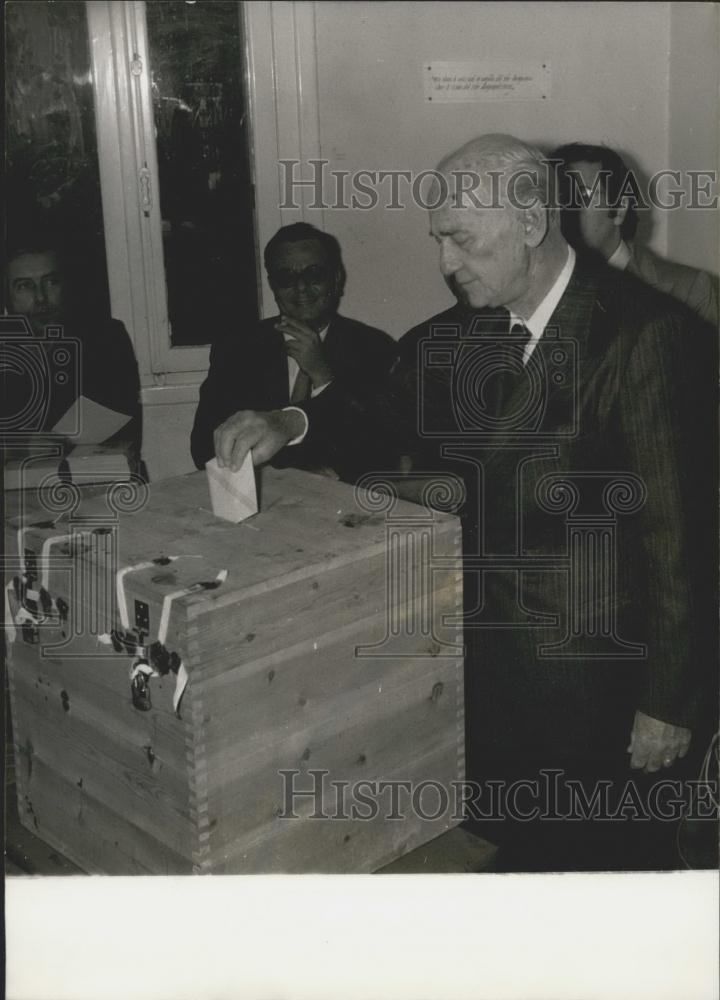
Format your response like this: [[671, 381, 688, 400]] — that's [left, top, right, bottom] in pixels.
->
[[8, 251, 62, 281], [427, 163, 514, 212], [428, 179, 512, 237]]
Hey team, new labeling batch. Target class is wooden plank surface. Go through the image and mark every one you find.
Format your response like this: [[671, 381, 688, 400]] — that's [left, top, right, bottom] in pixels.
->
[[8, 637, 190, 773], [202, 675, 462, 850], [6, 468, 460, 605], [9, 689, 195, 858], [186, 567, 462, 684], [199, 627, 462, 772], [9, 678, 191, 817], [14, 757, 191, 875], [7, 636, 198, 865], [207, 744, 463, 874]]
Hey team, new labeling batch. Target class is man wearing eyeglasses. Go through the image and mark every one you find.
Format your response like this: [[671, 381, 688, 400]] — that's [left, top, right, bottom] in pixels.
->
[[190, 222, 395, 481]]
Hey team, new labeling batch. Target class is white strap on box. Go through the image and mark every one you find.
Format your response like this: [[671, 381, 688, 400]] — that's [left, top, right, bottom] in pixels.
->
[[116, 558, 226, 715], [5, 585, 51, 641], [115, 559, 171, 631], [155, 569, 228, 714], [10, 523, 69, 633], [157, 569, 229, 646], [40, 533, 82, 590], [16, 524, 92, 609], [16, 526, 33, 569]]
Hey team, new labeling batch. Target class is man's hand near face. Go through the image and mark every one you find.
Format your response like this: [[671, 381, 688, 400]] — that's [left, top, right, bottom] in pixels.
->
[[276, 316, 333, 389], [213, 409, 305, 472]]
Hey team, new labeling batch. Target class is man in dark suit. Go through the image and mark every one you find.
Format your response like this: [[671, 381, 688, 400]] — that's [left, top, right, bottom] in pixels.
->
[[210, 135, 717, 870], [3, 239, 142, 472], [551, 142, 718, 326], [190, 222, 395, 482]]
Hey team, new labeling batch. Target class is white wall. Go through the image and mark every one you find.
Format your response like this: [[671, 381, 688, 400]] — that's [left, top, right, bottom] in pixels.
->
[[667, 2, 719, 273], [313, 1, 677, 337]]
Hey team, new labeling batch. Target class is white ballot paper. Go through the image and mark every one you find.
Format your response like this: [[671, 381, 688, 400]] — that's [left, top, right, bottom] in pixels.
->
[[206, 454, 258, 522], [51, 395, 133, 444]]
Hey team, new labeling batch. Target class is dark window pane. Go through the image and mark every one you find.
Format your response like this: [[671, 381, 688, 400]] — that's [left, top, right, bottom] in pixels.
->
[[4, 0, 110, 320], [146, 1, 259, 347]]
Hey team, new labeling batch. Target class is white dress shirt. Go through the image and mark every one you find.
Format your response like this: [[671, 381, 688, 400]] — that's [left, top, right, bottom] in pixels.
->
[[286, 323, 330, 398], [284, 323, 330, 444], [607, 240, 632, 272], [511, 245, 576, 364]]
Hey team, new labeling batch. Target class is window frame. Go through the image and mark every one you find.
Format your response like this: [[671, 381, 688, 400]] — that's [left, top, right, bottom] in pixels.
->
[[86, 0, 321, 389]]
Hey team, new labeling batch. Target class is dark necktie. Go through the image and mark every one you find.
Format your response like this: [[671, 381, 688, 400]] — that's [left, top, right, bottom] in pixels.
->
[[476, 313, 531, 416], [496, 319, 532, 414], [510, 320, 532, 369]]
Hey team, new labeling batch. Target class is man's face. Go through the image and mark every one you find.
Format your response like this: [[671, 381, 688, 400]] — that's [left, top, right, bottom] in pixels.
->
[[430, 190, 530, 312], [267, 239, 339, 330], [8, 251, 65, 336], [565, 160, 621, 259]]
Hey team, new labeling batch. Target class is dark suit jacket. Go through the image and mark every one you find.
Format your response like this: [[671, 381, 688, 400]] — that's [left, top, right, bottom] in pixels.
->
[[628, 243, 718, 327], [190, 313, 396, 481], [1, 315, 142, 469], [305, 261, 717, 766]]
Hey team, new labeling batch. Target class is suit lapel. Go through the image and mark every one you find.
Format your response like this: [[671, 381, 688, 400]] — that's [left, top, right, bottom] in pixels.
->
[[493, 261, 599, 438], [629, 244, 666, 292], [323, 316, 345, 373], [263, 322, 291, 407], [545, 259, 599, 357]]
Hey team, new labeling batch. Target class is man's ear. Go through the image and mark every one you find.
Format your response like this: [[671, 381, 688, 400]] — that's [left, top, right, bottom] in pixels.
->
[[520, 204, 548, 248]]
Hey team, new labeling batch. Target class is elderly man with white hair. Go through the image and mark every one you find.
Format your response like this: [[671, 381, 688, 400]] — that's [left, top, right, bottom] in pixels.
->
[[214, 134, 717, 872]]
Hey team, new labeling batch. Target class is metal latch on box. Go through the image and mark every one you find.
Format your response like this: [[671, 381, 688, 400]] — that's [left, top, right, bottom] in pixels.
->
[[105, 627, 185, 715], [6, 526, 100, 645], [128, 641, 183, 712], [111, 558, 228, 717]]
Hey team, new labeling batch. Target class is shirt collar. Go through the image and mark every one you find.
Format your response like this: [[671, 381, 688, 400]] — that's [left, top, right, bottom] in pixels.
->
[[511, 244, 576, 341], [607, 239, 631, 271]]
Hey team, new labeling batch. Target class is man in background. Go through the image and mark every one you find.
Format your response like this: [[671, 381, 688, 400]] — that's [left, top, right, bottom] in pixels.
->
[[3, 237, 142, 471], [551, 141, 718, 325], [190, 222, 395, 482]]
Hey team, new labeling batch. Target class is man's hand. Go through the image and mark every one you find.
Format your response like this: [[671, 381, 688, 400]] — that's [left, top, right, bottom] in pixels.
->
[[276, 316, 333, 388], [214, 409, 305, 471], [627, 710, 691, 773]]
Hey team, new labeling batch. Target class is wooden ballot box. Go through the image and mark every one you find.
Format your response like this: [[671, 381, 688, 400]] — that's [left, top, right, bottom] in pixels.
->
[[4, 467, 464, 874]]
